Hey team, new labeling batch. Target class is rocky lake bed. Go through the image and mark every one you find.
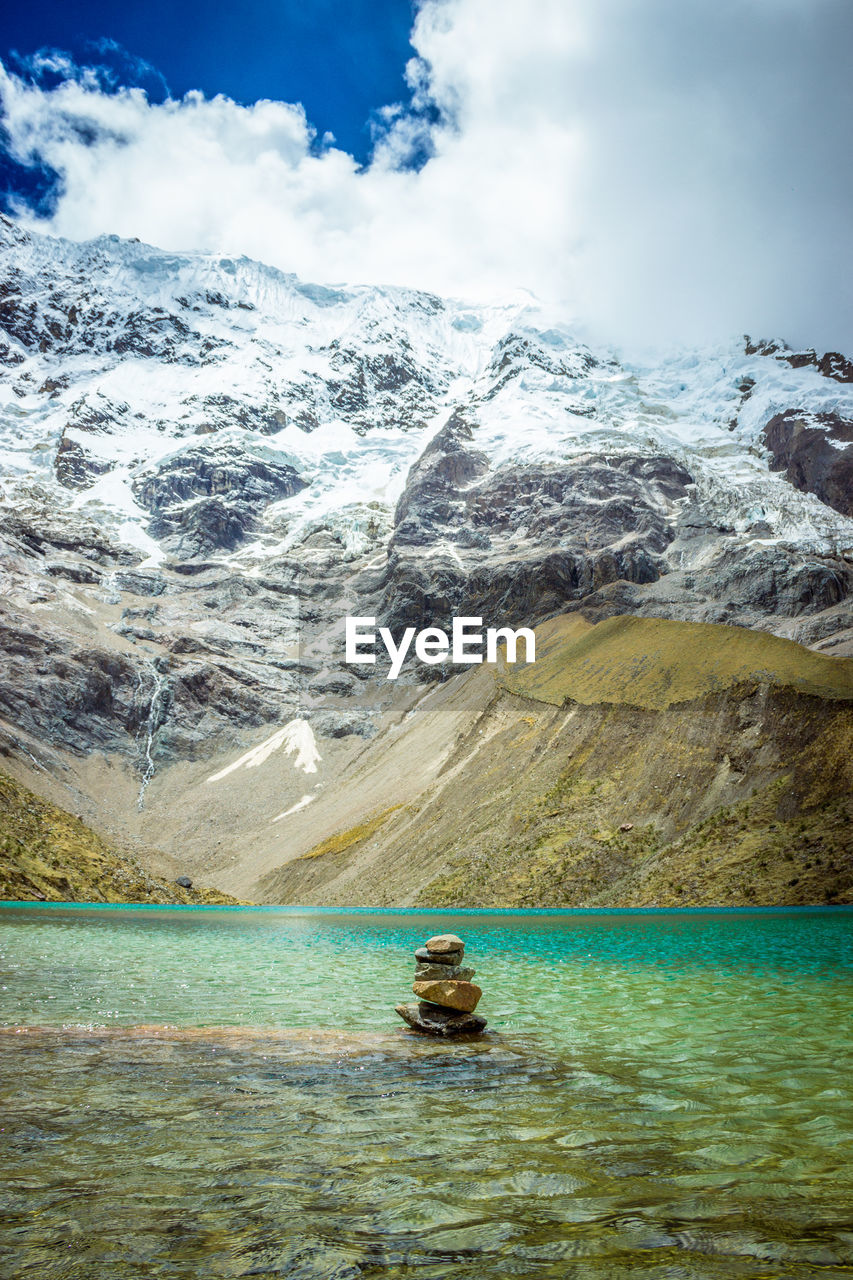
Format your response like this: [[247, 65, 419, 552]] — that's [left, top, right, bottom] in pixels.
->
[[1, 904, 852, 1278]]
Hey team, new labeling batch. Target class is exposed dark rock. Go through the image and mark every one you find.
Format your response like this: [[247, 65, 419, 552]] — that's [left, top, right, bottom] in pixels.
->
[[0, 278, 39, 349], [483, 331, 597, 400], [0, 564, 308, 766], [133, 443, 308, 557], [67, 394, 130, 433], [0, 338, 25, 366], [44, 559, 102, 585], [782, 349, 819, 371], [707, 544, 853, 615], [148, 496, 253, 556], [763, 411, 853, 517], [0, 622, 144, 756], [818, 352, 853, 383], [455, 527, 491, 549], [324, 335, 443, 433], [744, 336, 853, 385], [465, 457, 688, 551], [133, 444, 306, 513], [574, 542, 853, 630], [109, 309, 203, 362], [383, 418, 695, 637], [307, 672, 359, 697], [166, 560, 227, 576], [393, 410, 490, 540], [175, 875, 193, 889], [744, 336, 786, 358], [113, 570, 167, 597], [55, 432, 114, 490], [0, 253, 220, 363], [186, 394, 289, 435], [310, 709, 375, 739], [1, 506, 139, 566]]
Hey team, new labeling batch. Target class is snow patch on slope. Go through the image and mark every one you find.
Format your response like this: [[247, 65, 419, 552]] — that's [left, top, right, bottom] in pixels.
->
[[272, 794, 316, 823], [206, 720, 321, 783]]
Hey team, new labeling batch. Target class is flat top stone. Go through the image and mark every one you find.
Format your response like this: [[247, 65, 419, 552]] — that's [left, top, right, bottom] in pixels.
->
[[424, 934, 465, 953]]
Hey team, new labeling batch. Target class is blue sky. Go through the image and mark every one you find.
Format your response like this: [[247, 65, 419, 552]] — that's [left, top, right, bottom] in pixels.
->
[[1, 0, 415, 154], [0, 0, 417, 214], [0, 1, 851, 352]]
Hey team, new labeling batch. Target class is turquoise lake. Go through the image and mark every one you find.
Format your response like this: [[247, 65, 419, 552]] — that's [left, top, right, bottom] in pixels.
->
[[1, 905, 852, 1278]]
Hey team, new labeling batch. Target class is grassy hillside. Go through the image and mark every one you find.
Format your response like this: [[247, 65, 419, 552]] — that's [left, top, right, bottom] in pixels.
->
[[414, 687, 853, 909], [0, 770, 240, 904], [263, 615, 853, 908], [498, 614, 853, 709]]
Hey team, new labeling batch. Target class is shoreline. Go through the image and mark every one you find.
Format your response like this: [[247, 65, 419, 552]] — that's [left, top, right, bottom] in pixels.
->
[[2, 900, 851, 914], [0, 1022, 510, 1055]]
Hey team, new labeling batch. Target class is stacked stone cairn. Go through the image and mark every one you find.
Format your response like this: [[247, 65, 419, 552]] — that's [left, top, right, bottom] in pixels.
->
[[395, 933, 487, 1036]]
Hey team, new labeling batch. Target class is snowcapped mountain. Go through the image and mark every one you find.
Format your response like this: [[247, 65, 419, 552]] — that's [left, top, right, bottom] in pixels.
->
[[0, 215, 851, 902], [2, 212, 851, 573]]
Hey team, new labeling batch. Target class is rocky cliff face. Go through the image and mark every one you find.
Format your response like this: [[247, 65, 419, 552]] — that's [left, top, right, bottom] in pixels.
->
[[763, 411, 853, 519], [0, 216, 851, 902]]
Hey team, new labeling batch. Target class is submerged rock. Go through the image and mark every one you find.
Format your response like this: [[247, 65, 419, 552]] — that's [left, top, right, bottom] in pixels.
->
[[395, 1002, 487, 1037]]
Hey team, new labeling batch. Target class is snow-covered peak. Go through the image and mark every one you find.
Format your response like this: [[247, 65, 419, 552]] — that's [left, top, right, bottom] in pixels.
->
[[1, 216, 852, 567]]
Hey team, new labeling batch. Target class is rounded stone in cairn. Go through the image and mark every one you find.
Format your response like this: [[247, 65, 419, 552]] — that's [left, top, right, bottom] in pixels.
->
[[425, 934, 465, 954], [412, 979, 482, 1013], [414, 947, 464, 966], [413, 962, 475, 982]]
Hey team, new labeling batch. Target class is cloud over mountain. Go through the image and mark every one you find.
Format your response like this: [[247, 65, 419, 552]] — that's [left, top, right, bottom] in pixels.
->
[[1, 0, 851, 351]]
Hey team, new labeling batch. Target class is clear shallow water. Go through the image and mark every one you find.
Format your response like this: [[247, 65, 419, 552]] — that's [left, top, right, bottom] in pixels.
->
[[1, 905, 852, 1278]]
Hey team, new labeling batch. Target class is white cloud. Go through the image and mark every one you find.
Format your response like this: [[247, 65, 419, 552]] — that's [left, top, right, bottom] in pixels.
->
[[1, 0, 851, 352]]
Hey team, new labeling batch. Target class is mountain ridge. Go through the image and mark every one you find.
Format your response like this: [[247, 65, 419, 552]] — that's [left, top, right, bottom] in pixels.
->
[[0, 217, 851, 905]]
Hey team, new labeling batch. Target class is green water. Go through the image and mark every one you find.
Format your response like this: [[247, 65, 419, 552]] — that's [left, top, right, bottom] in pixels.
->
[[1, 906, 852, 1278]]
